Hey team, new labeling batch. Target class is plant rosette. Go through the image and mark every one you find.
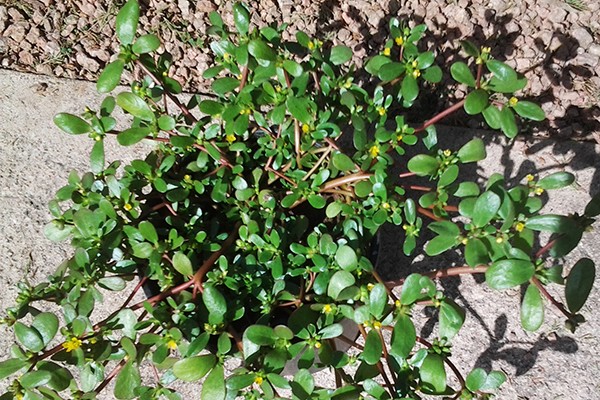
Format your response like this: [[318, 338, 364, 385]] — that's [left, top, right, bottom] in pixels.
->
[[1, 1, 598, 400]]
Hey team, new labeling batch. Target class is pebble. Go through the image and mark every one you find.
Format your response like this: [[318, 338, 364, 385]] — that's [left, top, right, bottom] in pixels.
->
[[75, 52, 100, 73], [571, 27, 594, 49]]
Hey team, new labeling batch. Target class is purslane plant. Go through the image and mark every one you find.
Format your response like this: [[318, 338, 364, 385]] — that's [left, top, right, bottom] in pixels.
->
[[1, 1, 598, 399]]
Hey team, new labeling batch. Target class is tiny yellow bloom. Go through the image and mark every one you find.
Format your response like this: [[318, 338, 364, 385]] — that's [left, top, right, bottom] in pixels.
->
[[373, 321, 382, 330], [254, 376, 264, 385], [322, 304, 333, 314], [344, 79, 352, 89], [226, 134, 236, 144], [223, 52, 231, 62], [369, 145, 380, 158], [395, 36, 404, 46], [301, 123, 310, 134], [307, 41, 315, 50], [509, 97, 519, 107], [367, 283, 375, 291], [383, 47, 391, 56], [475, 56, 483, 65], [526, 174, 535, 182], [314, 341, 321, 349], [166, 339, 178, 350], [275, 85, 282, 92], [184, 174, 192, 182], [461, 238, 468, 245], [89, 337, 97, 344], [382, 202, 391, 210], [397, 134, 403, 141], [412, 60, 418, 68], [15, 394, 23, 400], [412, 69, 421, 78], [443, 149, 452, 157], [123, 203, 133, 211], [515, 222, 525, 232], [481, 46, 491, 54], [162, 71, 168, 77], [402, 224, 408, 230], [62, 337, 82, 352], [495, 236, 504, 244], [395, 299, 402, 308], [377, 107, 386, 116], [535, 187, 545, 196]]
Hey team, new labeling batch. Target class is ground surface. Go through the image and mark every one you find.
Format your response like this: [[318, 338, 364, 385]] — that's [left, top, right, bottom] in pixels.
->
[[1, 0, 600, 141], [1, 1, 600, 399]]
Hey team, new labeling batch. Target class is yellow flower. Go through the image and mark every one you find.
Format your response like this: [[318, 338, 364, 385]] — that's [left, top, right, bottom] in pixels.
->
[[344, 79, 352, 89], [62, 337, 82, 352], [254, 376, 264, 385], [475, 57, 483, 65], [443, 149, 452, 157], [301, 124, 310, 134], [382, 202, 391, 210], [412, 60, 418, 68], [15, 394, 23, 400], [509, 97, 519, 107], [223, 52, 231, 62], [89, 337, 97, 344], [526, 174, 535, 182], [377, 107, 386, 116], [367, 283, 375, 291], [515, 222, 525, 232], [314, 341, 321, 349], [396, 134, 403, 141], [372, 321, 382, 330], [481, 46, 491, 54], [226, 134, 236, 144], [166, 339, 178, 350], [307, 41, 315, 50], [184, 174, 192, 182], [535, 187, 545, 196], [395, 36, 404, 46], [461, 238, 468, 245], [495, 236, 504, 244], [383, 47, 391, 56], [322, 304, 333, 314], [402, 224, 408, 230], [412, 69, 421, 78], [395, 299, 402, 308], [369, 145, 380, 158], [123, 203, 132, 211]]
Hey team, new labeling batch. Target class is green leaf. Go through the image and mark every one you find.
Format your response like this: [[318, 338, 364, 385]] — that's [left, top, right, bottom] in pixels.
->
[[117, 126, 151, 146], [330, 45, 353, 65], [212, 77, 240, 95], [172, 251, 193, 276], [286, 96, 312, 124], [486, 60, 517, 82], [53, 113, 91, 135], [14, 322, 45, 352], [464, 89, 489, 115], [245, 325, 275, 346], [114, 362, 140, 399], [486, 259, 535, 290], [365, 55, 391, 75], [115, 0, 139, 46], [369, 283, 388, 319], [460, 40, 479, 58], [20, 370, 52, 389], [232, 3, 250, 34], [525, 215, 579, 233], [585, 193, 600, 217], [97, 60, 125, 93], [199, 100, 224, 116], [248, 39, 275, 61], [473, 191, 501, 227], [565, 258, 595, 313], [481, 371, 506, 390], [328, 270, 356, 300], [283, 60, 303, 77], [116, 92, 155, 121], [425, 234, 457, 256], [465, 238, 488, 267], [335, 245, 358, 271], [202, 364, 225, 400], [307, 194, 326, 209], [499, 107, 518, 138], [31, 313, 59, 347], [450, 62, 475, 87], [400, 273, 424, 305], [438, 164, 459, 187], [173, 355, 216, 382], [407, 154, 438, 176], [390, 314, 416, 358], [457, 138, 486, 163], [466, 368, 487, 392], [422, 65, 443, 83], [138, 221, 158, 244], [0, 359, 27, 380], [420, 354, 447, 393], [521, 284, 544, 331], [203, 285, 227, 323], [132, 34, 160, 54], [513, 100, 545, 121], [537, 172, 574, 190], [378, 62, 405, 81], [439, 299, 465, 340], [332, 152, 355, 171], [319, 323, 344, 340], [98, 276, 127, 291], [401, 75, 419, 102], [90, 140, 105, 174], [482, 105, 502, 130], [362, 330, 382, 365]]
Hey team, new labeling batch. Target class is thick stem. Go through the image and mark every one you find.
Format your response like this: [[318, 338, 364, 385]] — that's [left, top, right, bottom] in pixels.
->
[[387, 265, 488, 288], [321, 172, 373, 192], [531, 277, 574, 320], [417, 206, 442, 221], [94, 358, 127, 395], [414, 99, 466, 134]]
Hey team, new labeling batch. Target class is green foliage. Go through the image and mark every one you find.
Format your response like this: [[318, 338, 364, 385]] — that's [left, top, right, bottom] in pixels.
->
[[1, 2, 596, 400]]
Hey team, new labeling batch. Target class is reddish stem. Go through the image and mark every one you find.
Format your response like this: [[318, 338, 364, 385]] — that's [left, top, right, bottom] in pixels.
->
[[531, 277, 574, 320], [414, 99, 466, 134], [417, 206, 442, 221]]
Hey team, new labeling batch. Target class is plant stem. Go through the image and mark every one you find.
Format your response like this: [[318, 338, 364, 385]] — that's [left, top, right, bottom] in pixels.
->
[[387, 265, 488, 288], [321, 172, 373, 192], [399, 172, 416, 178], [414, 99, 466, 134], [94, 358, 127, 395], [238, 65, 249, 91], [417, 206, 442, 221], [531, 277, 574, 320]]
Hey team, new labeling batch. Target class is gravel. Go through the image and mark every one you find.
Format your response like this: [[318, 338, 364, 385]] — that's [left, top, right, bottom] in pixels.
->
[[1, 0, 599, 140]]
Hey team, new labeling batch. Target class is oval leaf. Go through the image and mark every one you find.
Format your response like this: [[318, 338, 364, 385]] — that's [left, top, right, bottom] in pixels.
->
[[450, 62, 475, 87], [97, 60, 125, 93], [132, 34, 160, 54], [521, 284, 544, 331], [54, 113, 91, 135], [457, 138, 486, 163], [537, 172, 574, 190], [116, 92, 155, 121], [486, 259, 535, 290], [464, 89, 489, 115], [117, 126, 151, 146], [420, 353, 447, 393], [172, 251, 193, 277], [514, 100, 545, 121], [407, 154, 438, 176], [115, 0, 139, 45], [390, 314, 416, 358], [330, 45, 353, 65], [565, 258, 595, 313], [473, 191, 501, 227], [173, 355, 216, 382]]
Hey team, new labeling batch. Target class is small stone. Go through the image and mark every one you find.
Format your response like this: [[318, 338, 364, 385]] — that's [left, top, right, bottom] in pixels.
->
[[75, 53, 100, 73], [549, 7, 568, 24], [5, 24, 26, 43], [590, 44, 600, 57], [35, 63, 53, 75], [25, 27, 40, 45], [178, 0, 190, 17], [572, 52, 599, 67], [337, 28, 351, 43], [572, 27, 594, 48], [7, 7, 24, 21], [18, 50, 34, 66], [195, 1, 216, 13]]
